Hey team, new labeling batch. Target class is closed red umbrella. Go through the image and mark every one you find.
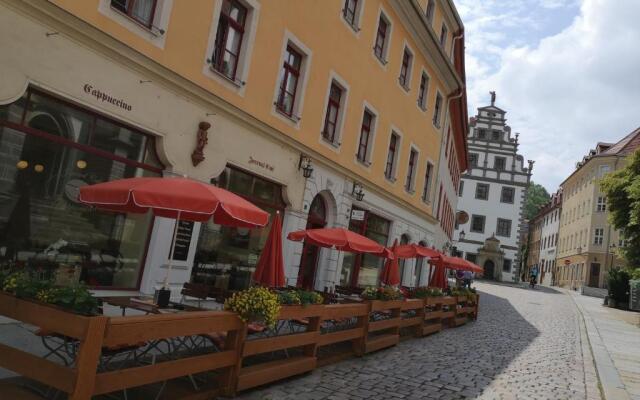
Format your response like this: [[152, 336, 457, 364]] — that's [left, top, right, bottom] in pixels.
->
[[287, 228, 393, 258], [79, 176, 269, 289], [428, 258, 448, 289], [253, 212, 285, 288], [380, 239, 400, 286]]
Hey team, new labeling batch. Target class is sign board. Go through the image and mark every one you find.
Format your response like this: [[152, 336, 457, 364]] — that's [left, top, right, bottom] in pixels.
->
[[630, 280, 640, 311], [169, 220, 194, 261], [351, 210, 365, 221], [564, 259, 571, 266], [456, 211, 469, 224]]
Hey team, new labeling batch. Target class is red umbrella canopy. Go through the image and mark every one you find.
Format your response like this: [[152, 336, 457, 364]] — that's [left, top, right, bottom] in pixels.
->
[[78, 177, 269, 227], [287, 228, 393, 259], [428, 258, 448, 289], [380, 239, 400, 286], [440, 255, 483, 273], [395, 244, 443, 259], [253, 212, 285, 288]]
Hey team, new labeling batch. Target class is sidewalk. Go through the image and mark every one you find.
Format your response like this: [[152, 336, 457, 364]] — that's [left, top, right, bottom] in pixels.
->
[[570, 291, 640, 400]]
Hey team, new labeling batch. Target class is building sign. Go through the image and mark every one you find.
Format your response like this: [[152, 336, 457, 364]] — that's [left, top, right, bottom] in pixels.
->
[[83, 84, 132, 111], [351, 210, 365, 221], [248, 156, 274, 171]]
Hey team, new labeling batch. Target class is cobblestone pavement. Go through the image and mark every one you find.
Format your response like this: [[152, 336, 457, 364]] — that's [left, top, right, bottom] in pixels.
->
[[234, 281, 601, 400]]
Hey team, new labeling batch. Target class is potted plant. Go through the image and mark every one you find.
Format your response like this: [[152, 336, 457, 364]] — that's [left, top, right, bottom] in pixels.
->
[[224, 286, 281, 328]]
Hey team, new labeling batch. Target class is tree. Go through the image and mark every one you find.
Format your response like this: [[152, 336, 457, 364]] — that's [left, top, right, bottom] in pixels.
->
[[600, 150, 640, 266], [523, 182, 550, 220]]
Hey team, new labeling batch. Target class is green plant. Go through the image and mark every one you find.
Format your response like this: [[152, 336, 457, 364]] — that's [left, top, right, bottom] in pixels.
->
[[629, 268, 640, 280], [296, 289, 323, 306], [608, 268, 631, 304], [409, 287, 443, 299], [224, 286, 281, 328], [361, 286, 403, 301], [450, 287, 476, 302], [278, 290, 301, 305]]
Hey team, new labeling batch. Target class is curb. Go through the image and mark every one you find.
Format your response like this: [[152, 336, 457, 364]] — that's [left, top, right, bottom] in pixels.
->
[[567, 290, 630, 400]]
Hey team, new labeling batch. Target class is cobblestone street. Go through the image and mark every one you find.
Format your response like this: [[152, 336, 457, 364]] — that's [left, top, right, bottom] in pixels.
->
[[235, 282, 600, 400]]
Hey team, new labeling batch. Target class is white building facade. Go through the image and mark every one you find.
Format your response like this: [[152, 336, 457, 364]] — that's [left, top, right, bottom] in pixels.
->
[[538, 192, 561, 286], [453, 95, 532, 282]]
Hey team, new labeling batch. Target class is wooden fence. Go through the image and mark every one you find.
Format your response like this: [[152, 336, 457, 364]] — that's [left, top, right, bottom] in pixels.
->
[[0, 292, 479, 399]]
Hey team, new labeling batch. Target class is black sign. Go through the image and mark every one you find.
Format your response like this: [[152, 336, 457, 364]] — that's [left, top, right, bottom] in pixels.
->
[[169, 220, 194, 261]]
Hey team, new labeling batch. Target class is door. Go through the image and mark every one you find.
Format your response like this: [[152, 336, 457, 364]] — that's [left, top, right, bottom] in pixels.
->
[[483, 260, 495, 280], [297, 195, 327, 289], [589, 263, 600, 287]]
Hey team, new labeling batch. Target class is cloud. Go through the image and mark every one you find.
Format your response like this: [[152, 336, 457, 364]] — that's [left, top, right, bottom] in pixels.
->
[[459, 0, 640, 191]]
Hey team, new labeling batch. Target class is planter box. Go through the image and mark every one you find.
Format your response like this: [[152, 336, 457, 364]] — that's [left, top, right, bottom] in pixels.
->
[[425, 297, 444, 306], [362, 300, 402, 354]]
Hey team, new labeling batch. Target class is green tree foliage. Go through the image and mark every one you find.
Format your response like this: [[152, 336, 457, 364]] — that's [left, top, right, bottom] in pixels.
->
[[524, 182, 550, 220], [600, 150, 640, 266]]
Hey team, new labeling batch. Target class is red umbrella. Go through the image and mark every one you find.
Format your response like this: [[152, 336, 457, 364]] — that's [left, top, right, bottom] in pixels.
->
[[380, 239, 400, 286], [395, 244, 443, 259], [287, 228, 393, 258], [79, 176, 269, 287], [253, 212, 285, 288], [428, 258, 448, 289]]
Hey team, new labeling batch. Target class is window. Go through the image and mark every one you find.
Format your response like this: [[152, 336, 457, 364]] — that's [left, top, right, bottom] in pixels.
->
[[594, 228, 604, 245], [439, 23, 448, 49], [432, 92, 443, 127], [425, 0, 435, 23], [322, 82, 343, 144], [374, 15, 389, 62], [475, 183, 489, 200], [399, 48, 412, 88], [477, 129, 487, 139], [343, 0, 358, 27], [385, 133, 399, 180], [276, 45, 303, 117], [497, 219, 511, 237], [598, 165, 611, 177], [405, 148, 418, 192], [458, 180, 464, 196], [596, 196, 606, 212], [110, 0, 157, 28], [422, 162, 434, 202], [357, 110, 374, 163], [501, 187, 515, 203], [491, 131, 501, 141], [0, 88, 163, 289], [417, 73, 429, 110], [494, 156, 506, 171], [471, 215, 485, 233], [468, 153, 478, 167], [211, 0, 248, 81], [503, 259, 512, 272]]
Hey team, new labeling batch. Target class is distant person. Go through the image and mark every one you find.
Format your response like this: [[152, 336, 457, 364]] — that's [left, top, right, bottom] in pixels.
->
[[456, 270, 465, 287], [463, 270, 474, 288]]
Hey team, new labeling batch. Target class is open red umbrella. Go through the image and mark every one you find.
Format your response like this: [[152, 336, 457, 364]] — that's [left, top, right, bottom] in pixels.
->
[[395, 244, 443, 259], [253, 212, 285, 288], [79, 176, 269, 288], [287, 228, 393, 258], [380, 239, 400, 286]]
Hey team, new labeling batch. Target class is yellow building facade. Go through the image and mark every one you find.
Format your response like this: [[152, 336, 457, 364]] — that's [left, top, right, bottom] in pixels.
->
[[0, 0, 467, 294]]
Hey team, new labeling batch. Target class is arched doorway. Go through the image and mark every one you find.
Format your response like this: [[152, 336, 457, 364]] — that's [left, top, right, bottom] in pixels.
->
[[484, 260, 495, 280], [297, 194, 327, 289]]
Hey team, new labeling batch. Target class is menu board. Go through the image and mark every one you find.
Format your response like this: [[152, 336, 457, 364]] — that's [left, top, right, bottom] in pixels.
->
[[630, 280, 640, 311], [170, 220, 194, 261]]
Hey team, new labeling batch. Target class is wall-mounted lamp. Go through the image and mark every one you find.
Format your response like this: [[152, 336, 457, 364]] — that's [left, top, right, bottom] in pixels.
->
[[458, 230, 466, 241], [298, 155, 313, 178], [352, 182, 365, 201]]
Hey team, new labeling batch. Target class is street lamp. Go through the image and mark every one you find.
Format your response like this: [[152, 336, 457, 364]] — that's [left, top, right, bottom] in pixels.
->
[[458, 230, 466, 241], [352, 182, 365, 201], [298, 155, 314, 178]]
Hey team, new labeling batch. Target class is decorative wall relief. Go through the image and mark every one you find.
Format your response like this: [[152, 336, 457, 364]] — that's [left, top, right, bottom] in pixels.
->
[[191, 121, 211, 166]]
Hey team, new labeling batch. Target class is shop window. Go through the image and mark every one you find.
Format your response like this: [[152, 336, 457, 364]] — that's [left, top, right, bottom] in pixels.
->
[[422, 162, 434, 202], [496, 218, 511, 237], [211, 0, 248, 81], [500, 187, 515, 203], [276, 45, 304, 118], [192, 166, 285, 291], [417, 72, 429, 110], [398, 47, 413, 89], [475, 183, 489, 200], [373, 13, 391, 64], [385, 132, 400, 180], [405, 148, 418, 192], [432, 92, 442, 127], [0, 88, 162, 289], [322, 81, 345, 145], [110, 0, 158, 28], [340, 209, 390, 287], [357, 109, 375, 164]]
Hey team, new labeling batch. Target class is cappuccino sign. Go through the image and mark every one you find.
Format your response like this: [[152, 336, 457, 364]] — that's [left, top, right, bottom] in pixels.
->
[[83, 84, 132, 111]]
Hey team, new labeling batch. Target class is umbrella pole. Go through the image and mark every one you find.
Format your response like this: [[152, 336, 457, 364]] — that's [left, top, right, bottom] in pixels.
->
[[163, 211, 181, 289]]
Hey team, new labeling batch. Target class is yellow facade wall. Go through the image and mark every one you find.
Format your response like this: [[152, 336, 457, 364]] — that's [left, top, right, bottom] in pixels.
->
[[50, 0, 463, 219]]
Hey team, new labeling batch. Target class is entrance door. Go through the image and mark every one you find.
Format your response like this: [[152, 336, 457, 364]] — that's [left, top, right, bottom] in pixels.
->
[[589, 263, 600, 287], [297, 195, 327, 289], [483, 260, 495, 280]]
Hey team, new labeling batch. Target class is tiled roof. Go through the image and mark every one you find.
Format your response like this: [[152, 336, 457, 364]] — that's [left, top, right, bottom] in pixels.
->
[[600, 127, 640, 156]]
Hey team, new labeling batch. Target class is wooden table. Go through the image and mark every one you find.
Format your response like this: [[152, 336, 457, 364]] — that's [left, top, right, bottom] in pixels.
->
[[100, 296, 204, 316]]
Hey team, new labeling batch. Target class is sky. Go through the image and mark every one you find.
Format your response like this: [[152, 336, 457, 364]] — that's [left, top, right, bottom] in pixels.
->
[[457, 0, 640, 192]]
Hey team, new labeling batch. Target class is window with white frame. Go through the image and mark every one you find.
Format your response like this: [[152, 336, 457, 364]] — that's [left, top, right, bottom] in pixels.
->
[[399, 47, 413, 89], [425, 0, 435, 24], [322, 81, 345, 145], [596, 196, 606, 212], [210, 0, 248, 81], [598, 164, 611, 176], [111, 0, 157, 28], [422, 162, 434, 202], [594, 228, 604, 245], [405, 148, 418, 192], [385, 132, 400, 180], [417, 72, 429, 110], [357, 109, 375, 164], [432, 92, 443, 127], [342, 0, 358, 27], [275, 44, 305, 118], [373, 12, 391, 63], [439, 23, 448, 49]]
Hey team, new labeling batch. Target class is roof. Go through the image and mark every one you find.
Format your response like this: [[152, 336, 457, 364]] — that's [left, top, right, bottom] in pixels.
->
[[600, 127, 640, 156]]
